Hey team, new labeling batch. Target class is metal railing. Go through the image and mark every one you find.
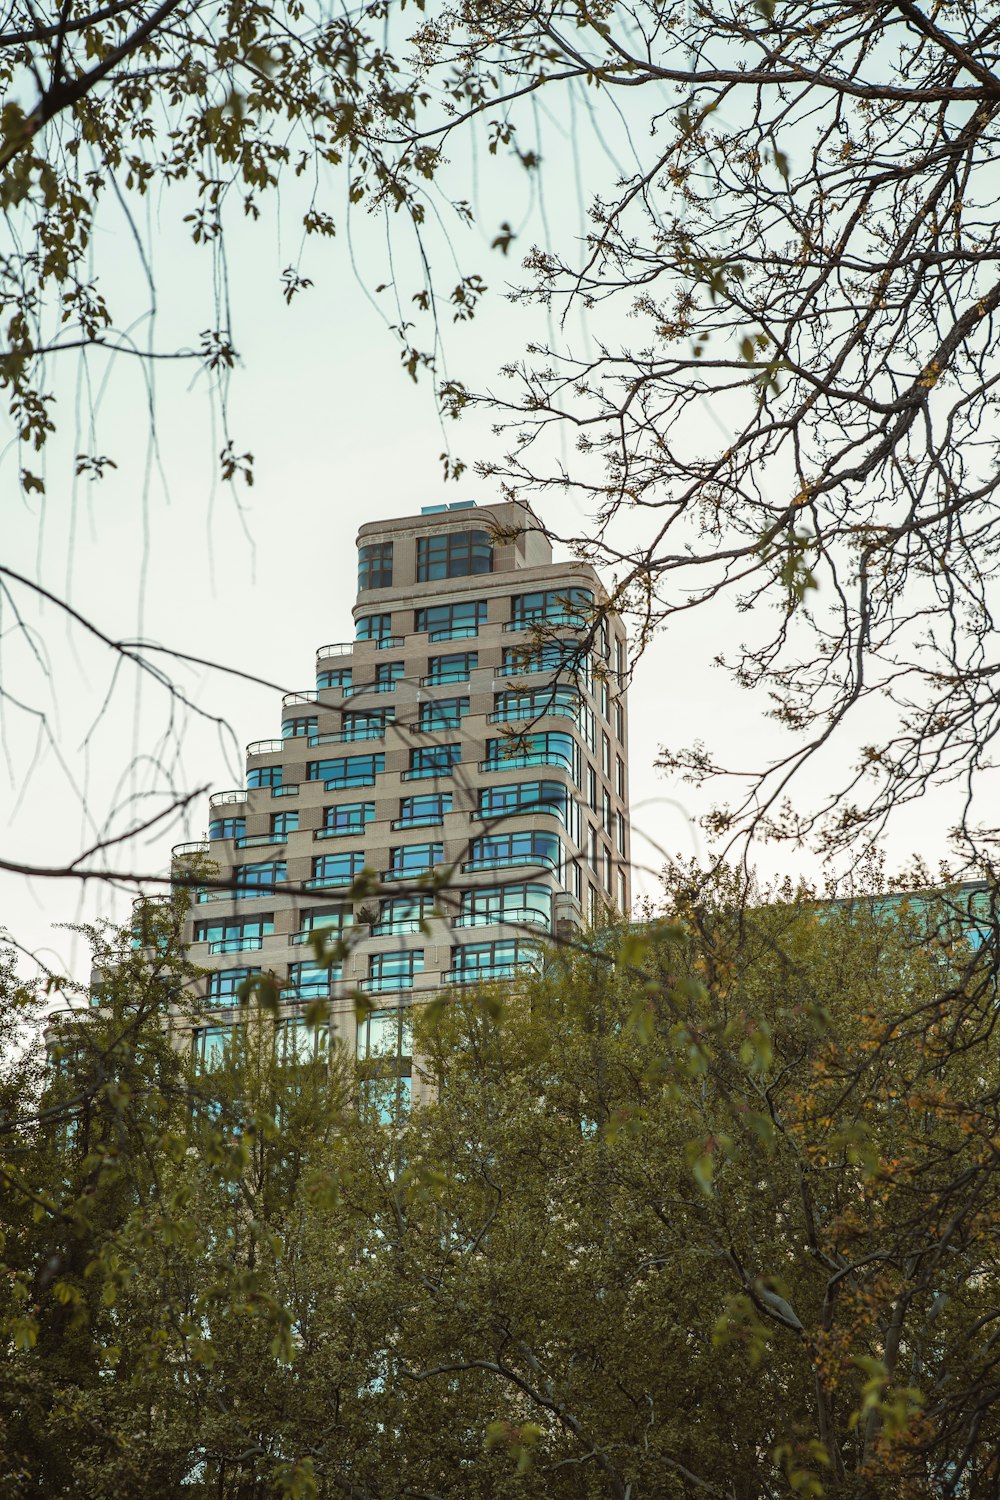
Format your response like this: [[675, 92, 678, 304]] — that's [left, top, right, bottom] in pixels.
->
[[316, 642, 353, 660], [390, 815, 445, 830], [427, 625, 478, 642], [401, 765, 458, 781], [489, 704, 579, 724], [345, 680, 399, 697], [461, 853, 557, 873], [315, 825, 368, 839], [172, 840, 209, 858], [421, 671, 471, 686], [503, 615, 586, 633], [209, 789, 247, 807], [383, 866, 441, 882], [371, 918, 426, 936], [374, 636, 405, 650], [479, 753, 572, 773], [359, 974, 419, 993], [208, 936, 264, 955], [454, 909, 550, 929], [282, 690, 320, 708], [272, 784, 299, 797], [246, 739, 284, 756], [236, 833, 287, 849]]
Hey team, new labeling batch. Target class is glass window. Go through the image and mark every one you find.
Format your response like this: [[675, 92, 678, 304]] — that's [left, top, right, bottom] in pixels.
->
[[449, 939, 540, 980], [602, 788, 612, 835], [604, 846, 613, 894], [600, 680, 610, 719], [615, 700, 625, 742], [602, 731, 612, 777], [459, 883, 552, 929], [192, 1026, 232, 1073], [206, 966, 261, 1003], [509, 588, 593, 627], [359, 1074, 413, 1123], [311, 851, 365, 886], [271, 811, 298, 836], [194, 916, 274, 946], [587, 766, 597, 810], [317, 666, 352, 691], [618, 870, 628, 913], [209, 816, 245, 841], [341, 709, 394, 739], [617, 754, 626, 799], [407, 744, 461, 777], [308, 754, 385, 786], [358, 541, 393, 590], [426, 651, 477, 683], [322, 801, 375, 833], [397, 793, 452, 826], [375, 661, 405, 688], [419, 697, 469, 730], [282, 714, 317, 739], [234, 861, 286, 894], [414, 600, 486, 639], [478, 781, 569, 827], [367, 951, 424, 990], [616, 810, 626, 856], [465, 830, 560, 871], [374, 894, 436, 934], [287, 960, 336, 997], [501, 640, 587, 677], [247, 765, 282, 789], [484, 733, 580, 781], [275, 1016, 329, 1066], [295, 904, 353, 940], [356, 613, 392, 641], [493, 686, 581, 722], [616, 637, 626, 682], [388, 843, 444, 876], [416, 529, 493, 581], [357, 1007, 414, 1060]]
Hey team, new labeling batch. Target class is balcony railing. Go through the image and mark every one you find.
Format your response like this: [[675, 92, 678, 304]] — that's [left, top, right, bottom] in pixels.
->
[[455, 909, 550, 929], [471, 805, 565, 824], [304, 876, 357, 891], [208, 936, 264, 955], [282, 690, 320, 708], [371, 918, 426, 936], [316, 824, 368, 839], [479, 753, 571, 773], [383, 866, 440, 882], [488, 704, 578, 724], [461, 853, 558, 873], [236, 833, 287, 849], [422, 671, 471, 686], [390, 815, 444, 830], [428, 625, 478, 642], [375, 636, 405, 650], [309, 724, 387, 744], [359, 974, 418, 993], [316, 642, 353, 660], [503, 614, 586, 633], [209, 789, 247, 808], [289, 929, 350, 945], [322, 776, 377, 791], [272, 784, 299, 797], [444, 963, 524, 984], [247, 739, 284, 756], [401, 766, 456, 781], [172, 840, 209, 858], [345, 680, 399, 697]]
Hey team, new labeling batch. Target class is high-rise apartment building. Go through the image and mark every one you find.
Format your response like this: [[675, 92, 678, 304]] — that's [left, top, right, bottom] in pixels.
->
[[171, 500, 630, 1107]]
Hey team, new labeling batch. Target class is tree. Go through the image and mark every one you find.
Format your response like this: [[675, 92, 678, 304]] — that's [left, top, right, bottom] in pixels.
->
[[5, 873, 1000, 1496]]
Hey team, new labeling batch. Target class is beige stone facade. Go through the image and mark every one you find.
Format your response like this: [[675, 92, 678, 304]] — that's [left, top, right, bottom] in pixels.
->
[[171, 501, 631, 1106]]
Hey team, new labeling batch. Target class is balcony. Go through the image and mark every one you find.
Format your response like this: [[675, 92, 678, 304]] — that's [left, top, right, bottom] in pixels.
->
[[209, 789, 247, 808], [503, 614, 586, 633], [316, 642, 353, 660], [444, 963, 522, 984], [401, 766, 456, 782], [208, 936, 264, 955], [383, 867, 440, 882], [309, 724, 386, 744], [489, 704, 578, 724], [172, 840, 209, 858], [304, 876, 357, 891], [282, 690, 320, 709], [461, 853, 558, 873], [479, 753, 571, 773], [390, 816, 444, 830], [235, 833, 287, 849], [247, 739, 284, 756], [289, 929, 349, 945], [455, 909, 551, 929], [374, 636, 404, 651], [345, 680, 398, 697], [428, 625, 478, 642], [272, 784, 299, 797], [371, 918, 426, 936], [323, 776, 376, 791], [359, 974, 418, 993], [421, 671, 470, 686], [315, 825, 368, 839]]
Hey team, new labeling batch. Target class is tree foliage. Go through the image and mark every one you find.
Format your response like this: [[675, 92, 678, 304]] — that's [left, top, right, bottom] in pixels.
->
[[4, 873, 1000, 1496]]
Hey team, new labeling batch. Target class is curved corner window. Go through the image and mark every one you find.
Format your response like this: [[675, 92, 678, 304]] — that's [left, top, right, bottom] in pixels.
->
[[358, 542, 393, 590], [416, 529, 493, 582]]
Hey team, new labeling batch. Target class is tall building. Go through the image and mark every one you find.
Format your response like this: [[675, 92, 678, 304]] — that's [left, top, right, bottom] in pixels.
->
[[171, 500, 631, 1107]]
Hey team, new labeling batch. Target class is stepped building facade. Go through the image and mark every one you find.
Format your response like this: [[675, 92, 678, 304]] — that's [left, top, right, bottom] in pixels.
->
[[171, 501, 631, 1109]]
